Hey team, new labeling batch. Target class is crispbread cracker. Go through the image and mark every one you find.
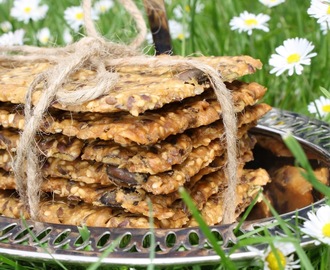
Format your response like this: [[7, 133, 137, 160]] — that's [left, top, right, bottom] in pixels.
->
[[0, 190, 159, 228], [0, 103, 270, 175], [112, 55, 262, 77], [0, 125, 254, 189], [0, 133, 256, 222], [81, 103, 271, 174], [188, 168, 271, 227], [115, 149, 254, 221], [109, 139, 225, 194], [0, 55, 262, 115], [188, 103, 271, 147], [0, 151, 11, 171], [0, 128, 84, 161], [0, 81, 267, 145], [81, 133, 193, 175]]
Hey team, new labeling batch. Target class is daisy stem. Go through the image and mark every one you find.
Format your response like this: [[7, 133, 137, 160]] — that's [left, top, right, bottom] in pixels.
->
[[189, 0, 197, 53], [261, 195, 314, 269]]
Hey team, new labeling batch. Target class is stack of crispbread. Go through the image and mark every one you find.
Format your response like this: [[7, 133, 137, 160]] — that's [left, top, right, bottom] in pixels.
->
[[0, 55, 272, 228]]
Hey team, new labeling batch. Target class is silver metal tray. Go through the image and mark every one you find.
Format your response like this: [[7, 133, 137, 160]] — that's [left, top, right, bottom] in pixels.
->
[[0, 108, 329, 267]]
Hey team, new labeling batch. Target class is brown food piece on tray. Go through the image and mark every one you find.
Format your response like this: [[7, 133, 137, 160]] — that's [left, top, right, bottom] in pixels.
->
[[0, 128, 84, 161], [0, 55, 262, 116], [0, 81, 267, 145], [254, 134, 323, 161], [266, 165, 329, 214], [0, 190, 159, 228]]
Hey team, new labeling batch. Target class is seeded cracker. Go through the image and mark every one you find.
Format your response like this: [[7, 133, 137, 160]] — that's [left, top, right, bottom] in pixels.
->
[[0, 103, 270, 176], [0, 190, 159, 228], [81, 103, 271, 174], [0, 81, 266, 145], [188, 168, 271, 227], [0, 128, 84, 161], [0, 55, 261, 116]]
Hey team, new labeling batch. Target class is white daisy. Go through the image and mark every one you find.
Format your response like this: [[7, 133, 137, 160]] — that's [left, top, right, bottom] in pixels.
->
[[94, 0, 114, 15], [168, 19, 189, 40], [64, 5, 99, 32], [301, 205, 330, 245], [229, 11, 270, 35], [248, 242, 300, 270], [10, 0, 48, 24], [63, 28, 73, 44], [259, 0, 286, 8], [146, 31, 153, 44], [36, 27, 51, 45], [269, 37, 317, 76], [308, 96, 330, 117], [0, 21, 12, 32], [173, 2, 205, 19], [0, 29, 25, 45], [307, 0, 330, 24]]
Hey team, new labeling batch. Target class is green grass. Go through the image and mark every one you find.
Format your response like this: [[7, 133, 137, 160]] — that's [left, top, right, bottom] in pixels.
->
[[0, 0, 330, 269]]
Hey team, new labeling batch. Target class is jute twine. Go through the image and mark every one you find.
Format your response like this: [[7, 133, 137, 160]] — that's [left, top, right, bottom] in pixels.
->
[[3, 0, 238, 224]]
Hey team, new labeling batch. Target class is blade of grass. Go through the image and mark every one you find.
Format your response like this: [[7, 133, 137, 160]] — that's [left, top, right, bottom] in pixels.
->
[[20, 217, 68, 270], [262, 195, 314, 269], [234, 188, 263, 234], [147, 198, 155, 270], [0, 255, 25, 270], [86, 237, 121, 270], [320, 87, 330, 99], [179, 187, 236, 270]]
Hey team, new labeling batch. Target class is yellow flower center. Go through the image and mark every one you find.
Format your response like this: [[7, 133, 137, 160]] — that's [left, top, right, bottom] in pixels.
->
[[75, 12, 84, 21], [327, 5, 330, 15], [322, 104, 330, 113], [177, 33, 185, 40], [184, 5, 191, 13], [287, 53, 301, 64], [322, 223, 330, 237], [24, 7, 32, 14], [40, 36, 49, 44], [245, 18, 258, 26], [266, 249, 287, 270]]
